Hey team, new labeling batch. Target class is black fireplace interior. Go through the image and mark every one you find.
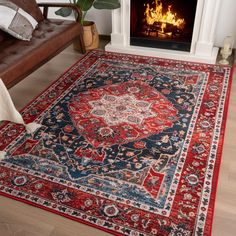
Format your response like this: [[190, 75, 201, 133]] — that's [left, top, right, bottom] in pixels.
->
[[130, 0, 198, 51]]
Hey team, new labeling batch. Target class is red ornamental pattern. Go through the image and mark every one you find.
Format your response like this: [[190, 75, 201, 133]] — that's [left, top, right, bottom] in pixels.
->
[[69, 80, 178, 148], [0, 50, 233, 236]]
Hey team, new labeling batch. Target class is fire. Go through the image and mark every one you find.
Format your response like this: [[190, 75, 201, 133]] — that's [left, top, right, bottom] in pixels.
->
[[144, 0, 185, 34]]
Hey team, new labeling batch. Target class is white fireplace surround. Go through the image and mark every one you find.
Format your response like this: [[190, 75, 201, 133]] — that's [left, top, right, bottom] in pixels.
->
[[105, 0, 221, 64]]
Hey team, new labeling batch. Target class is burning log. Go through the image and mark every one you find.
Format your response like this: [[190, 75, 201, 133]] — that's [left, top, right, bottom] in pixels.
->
[[143, 22, 183, 38]]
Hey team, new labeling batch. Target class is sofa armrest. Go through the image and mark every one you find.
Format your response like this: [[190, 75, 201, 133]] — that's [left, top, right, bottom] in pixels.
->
[[37, 3, 82, 22]]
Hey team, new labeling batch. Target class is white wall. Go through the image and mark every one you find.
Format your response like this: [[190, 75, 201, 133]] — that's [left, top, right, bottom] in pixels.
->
[[215, 0, 236, 48], [37, 0, 236, 47], [85, 8, 111, 35]]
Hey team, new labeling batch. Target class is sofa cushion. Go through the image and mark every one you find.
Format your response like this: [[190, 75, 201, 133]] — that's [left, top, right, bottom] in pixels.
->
[[0, 30, 6, 42], [9, 0, 44, 22], [0, 19, 82, 87], [0, 0, 38, 41]]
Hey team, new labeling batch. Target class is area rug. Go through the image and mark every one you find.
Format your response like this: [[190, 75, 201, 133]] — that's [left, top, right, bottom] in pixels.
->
[[0, 50, 233, 235]]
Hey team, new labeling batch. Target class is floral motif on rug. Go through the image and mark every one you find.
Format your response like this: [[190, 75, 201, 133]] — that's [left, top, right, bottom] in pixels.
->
[[0, 50, 233, 236]]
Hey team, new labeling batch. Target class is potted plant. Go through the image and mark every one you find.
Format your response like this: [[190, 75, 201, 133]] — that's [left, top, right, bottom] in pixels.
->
[[55, 0, 120, 51]]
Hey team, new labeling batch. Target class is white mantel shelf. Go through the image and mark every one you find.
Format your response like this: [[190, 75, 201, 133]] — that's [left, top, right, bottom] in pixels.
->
[[105, 0, 221, 64]]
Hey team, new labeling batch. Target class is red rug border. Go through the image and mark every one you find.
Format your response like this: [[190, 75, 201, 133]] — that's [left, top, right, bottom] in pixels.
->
[[205, 66, 234, 236]]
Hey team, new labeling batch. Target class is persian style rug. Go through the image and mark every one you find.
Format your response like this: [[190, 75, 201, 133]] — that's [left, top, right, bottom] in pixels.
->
[[0, 50, 233, 235]]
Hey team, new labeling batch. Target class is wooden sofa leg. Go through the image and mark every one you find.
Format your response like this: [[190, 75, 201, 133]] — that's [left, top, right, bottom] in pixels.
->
[[79, 33, 86, 54], [73, 34, 86, 54]]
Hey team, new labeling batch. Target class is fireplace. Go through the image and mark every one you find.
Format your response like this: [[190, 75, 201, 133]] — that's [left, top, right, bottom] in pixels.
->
[[105, 0, 221, 64], [130, 0, 198, 52]]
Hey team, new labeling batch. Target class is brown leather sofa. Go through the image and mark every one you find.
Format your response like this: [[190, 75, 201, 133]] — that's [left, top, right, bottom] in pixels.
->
[[0, 0, 85, 88]]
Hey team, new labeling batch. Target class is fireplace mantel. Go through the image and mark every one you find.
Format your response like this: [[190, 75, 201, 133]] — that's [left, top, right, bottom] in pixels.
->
[[105, 0, 221, 64]]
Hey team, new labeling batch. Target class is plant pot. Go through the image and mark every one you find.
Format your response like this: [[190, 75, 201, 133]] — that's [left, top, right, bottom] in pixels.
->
[[73, 21, 99, 52]]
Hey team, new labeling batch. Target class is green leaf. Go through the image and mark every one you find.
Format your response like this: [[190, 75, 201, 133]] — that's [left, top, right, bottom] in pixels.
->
[[93, 0, 120, 9], [55, 7, 73, 17], [75, 0, 94, 12]]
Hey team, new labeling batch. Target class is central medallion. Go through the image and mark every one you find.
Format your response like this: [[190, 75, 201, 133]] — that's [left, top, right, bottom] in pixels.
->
[[89, 93, 156, 126], [69, 81, 178, 147]]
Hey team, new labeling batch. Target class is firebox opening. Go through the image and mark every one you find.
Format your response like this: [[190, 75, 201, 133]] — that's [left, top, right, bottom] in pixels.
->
[[130, 0, 198, 52]]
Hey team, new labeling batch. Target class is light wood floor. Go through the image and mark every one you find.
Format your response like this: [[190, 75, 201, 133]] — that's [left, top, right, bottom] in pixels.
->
[[0, 46, 235, 236]]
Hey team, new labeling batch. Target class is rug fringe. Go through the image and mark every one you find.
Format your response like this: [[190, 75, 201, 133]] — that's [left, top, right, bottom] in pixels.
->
[[0, 151, 6, 160], [25, 122, 42, 134]]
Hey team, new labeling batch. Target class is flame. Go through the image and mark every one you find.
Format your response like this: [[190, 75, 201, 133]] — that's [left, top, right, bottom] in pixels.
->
[[144, 0, 185, 33]]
